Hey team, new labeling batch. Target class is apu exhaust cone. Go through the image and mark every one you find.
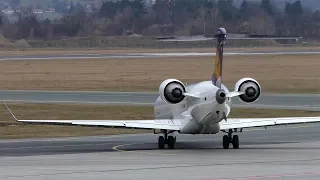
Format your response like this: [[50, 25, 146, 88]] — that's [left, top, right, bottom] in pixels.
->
[[216, 89, 227, 104]]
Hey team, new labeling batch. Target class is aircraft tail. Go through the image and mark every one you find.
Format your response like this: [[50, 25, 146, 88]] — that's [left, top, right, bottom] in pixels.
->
[[212, 28, 227, 89], [153, 28, 301, 90]]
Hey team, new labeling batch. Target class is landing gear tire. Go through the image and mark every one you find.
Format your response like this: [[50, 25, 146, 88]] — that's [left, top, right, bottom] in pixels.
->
[[158, 136, 165, 149], [223, 135, 229, 149], [157, 130, 176, 149], [232, 135, 239, 149], [222, 129, 240, 149], [168, 136, 175, 149]]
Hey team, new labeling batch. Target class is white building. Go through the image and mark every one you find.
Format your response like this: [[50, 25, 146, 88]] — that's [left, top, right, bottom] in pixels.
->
[[45, 8, 56, 13], [2, 7, 14, 15], [32, 9, 43, 14]]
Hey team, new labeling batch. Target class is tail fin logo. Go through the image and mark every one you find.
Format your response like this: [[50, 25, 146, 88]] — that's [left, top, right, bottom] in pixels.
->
[[212, 28, 226, 88], [212, 50, 222, 87]]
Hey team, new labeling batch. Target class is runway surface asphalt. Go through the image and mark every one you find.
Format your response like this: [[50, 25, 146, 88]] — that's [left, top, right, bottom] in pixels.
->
[[1, 125, 320, 179], [1, 50, 320, 60], [1, 90, 319, 111]]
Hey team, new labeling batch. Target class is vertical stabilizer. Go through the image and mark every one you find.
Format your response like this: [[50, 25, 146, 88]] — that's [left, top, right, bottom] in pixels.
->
[[212, 28, 227, 88]]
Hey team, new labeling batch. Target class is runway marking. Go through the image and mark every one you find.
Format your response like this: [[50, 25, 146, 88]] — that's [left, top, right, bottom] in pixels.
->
[[202, 171, 320, 180], [112, 138, 214, 155], [112, 143, 178, 156]]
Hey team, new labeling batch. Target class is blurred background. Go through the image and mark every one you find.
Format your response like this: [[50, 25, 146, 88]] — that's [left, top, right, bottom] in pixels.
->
[[0, 0, 317, 49]]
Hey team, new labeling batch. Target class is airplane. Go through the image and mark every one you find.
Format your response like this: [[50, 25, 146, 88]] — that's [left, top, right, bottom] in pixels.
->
[[3, 28, 320, 150]]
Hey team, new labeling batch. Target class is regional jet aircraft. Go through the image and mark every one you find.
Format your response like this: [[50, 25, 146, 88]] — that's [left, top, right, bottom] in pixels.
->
[[4, 28, 320, 149]]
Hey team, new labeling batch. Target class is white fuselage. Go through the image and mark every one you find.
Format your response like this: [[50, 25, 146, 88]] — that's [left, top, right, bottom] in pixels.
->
[[154, 80, 232, 134]]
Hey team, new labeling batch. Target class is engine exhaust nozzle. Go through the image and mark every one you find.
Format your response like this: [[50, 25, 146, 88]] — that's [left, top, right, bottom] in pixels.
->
[[216, 89, 227, 104]]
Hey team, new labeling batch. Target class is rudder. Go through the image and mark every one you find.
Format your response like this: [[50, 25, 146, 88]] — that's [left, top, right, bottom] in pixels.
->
[[212, 28, 227, 88]]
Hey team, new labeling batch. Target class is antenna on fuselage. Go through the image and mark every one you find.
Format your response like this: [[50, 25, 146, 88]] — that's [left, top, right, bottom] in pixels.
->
[[212, 28, 227, 89]]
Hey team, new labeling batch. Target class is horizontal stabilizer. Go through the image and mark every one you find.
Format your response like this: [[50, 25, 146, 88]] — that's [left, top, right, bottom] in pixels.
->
[[154, 34, 302, 42]]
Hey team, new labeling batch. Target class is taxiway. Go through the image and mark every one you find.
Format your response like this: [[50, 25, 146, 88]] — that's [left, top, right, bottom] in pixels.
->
[[0, 125, 320, 179]]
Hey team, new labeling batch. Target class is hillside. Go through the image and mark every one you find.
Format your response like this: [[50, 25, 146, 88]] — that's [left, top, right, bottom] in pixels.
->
[[234, 0, 320, 10], [0, 0, 98, 8], [0, 0, 320, 10]]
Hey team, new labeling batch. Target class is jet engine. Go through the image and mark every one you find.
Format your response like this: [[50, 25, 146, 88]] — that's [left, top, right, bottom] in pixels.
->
[[159, 79, 186, 104], [234, 78, 261, 103]]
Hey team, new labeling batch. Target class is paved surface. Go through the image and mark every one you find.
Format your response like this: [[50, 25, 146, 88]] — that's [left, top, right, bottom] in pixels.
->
[[1, 50, 320, 60], [0, 125, 320, 179], [1, 90, 319, 111]]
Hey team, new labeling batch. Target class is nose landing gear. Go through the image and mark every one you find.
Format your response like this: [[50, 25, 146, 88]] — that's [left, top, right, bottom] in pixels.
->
[[222, 129, 239, 149]]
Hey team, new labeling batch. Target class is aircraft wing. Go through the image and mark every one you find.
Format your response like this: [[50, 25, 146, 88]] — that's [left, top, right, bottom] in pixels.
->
[[3, 102, 181, 131], [219, 117, 320, 130], [17, 119, 181, 131]]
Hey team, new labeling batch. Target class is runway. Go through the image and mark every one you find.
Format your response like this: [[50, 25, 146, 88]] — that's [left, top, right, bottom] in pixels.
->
[[1, 125, 320, 179], [1, 90, 319, 111], [1, 50, 320, 60]]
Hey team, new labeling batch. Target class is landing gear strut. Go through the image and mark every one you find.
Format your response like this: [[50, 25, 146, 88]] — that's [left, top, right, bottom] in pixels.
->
[[222, 129, 239, 149], [158, 130, 176, 149]]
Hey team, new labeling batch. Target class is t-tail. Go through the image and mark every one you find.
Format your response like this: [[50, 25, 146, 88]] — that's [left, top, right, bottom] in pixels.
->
[[212, 28, 227, 89], [153, 27, 302, 90]]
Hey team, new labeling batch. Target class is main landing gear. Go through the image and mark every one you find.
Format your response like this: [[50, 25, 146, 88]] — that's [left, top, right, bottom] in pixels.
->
[[158, 130, 176, 149], [222, 129, 239, 149]]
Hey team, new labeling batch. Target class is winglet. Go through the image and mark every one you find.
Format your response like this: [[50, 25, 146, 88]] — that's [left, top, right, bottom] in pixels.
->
[[2, 101, 18, 121]]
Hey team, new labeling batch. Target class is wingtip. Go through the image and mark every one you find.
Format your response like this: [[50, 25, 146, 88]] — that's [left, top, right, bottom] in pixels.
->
[[2, 101, 18, 121]]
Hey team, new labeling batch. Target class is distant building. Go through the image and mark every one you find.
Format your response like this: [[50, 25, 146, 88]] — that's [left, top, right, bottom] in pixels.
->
[[2, 7, 14, 15], [144, 0, 155, 5], [32, 9, 43, 14], [45, 8, 56, 13]]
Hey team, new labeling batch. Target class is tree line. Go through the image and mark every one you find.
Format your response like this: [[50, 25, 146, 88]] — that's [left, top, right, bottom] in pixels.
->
[[1, 0, 320, 41]]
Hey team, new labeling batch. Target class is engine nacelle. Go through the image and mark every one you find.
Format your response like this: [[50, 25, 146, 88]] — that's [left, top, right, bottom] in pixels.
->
[[234, 78, 261, 103], [159, 79, 186, 104]]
